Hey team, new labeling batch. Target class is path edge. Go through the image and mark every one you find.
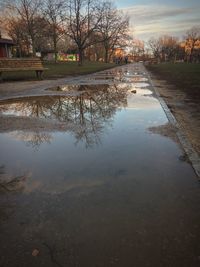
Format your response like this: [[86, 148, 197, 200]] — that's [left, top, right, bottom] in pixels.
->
[[146, 66, 200, 179]]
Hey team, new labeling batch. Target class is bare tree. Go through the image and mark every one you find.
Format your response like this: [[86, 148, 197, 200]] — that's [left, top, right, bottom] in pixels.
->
[[148, 37, 162, 61], [6, 17, 29, 57], [185, 26, 200, 62], [159, 35, 179, 61], [6, 13, 50, 57], [128, 37, 144, 62], [98, 1, 129, 63], [43, 0, 66, 62], [66, 0, 103, 65], [6, 0, 42, 56]]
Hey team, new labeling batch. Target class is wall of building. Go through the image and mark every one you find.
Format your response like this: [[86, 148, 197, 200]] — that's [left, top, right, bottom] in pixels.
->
[[0, 46, 7, 57]]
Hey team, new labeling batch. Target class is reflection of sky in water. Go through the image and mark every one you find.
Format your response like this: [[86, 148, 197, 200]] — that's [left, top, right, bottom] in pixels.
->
[[125, 82, 150, 87], [0, 83, 175, 194]]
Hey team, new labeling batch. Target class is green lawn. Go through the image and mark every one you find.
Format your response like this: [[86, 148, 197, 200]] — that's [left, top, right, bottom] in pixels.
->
[[146, 63, 200, 100], [1, 61, 116, 81]]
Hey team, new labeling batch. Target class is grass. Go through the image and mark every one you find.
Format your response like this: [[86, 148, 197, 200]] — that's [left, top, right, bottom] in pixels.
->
[[146, 62, 200, 101], [1, 61, 116, 81]]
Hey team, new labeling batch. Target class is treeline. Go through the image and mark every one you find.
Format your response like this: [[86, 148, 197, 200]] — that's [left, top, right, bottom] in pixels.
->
[[147, 26, 200, 63], [1, 0, 129, 64]]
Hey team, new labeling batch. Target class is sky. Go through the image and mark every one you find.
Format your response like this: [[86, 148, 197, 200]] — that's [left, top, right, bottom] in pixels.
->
[[115, 0, 200, 41]]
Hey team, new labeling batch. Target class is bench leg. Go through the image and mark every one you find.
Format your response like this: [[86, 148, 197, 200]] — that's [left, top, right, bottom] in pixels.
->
[[40, 71, 43, 80], [36, 71, 39, 79], [36, 71, 43, 80]]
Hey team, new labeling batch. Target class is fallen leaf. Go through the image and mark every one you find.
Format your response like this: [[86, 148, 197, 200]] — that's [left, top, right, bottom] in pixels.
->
[[32, 249, 39, 257]]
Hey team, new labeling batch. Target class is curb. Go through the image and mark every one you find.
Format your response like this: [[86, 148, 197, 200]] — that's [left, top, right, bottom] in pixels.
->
[[146, 68, 200, 179]]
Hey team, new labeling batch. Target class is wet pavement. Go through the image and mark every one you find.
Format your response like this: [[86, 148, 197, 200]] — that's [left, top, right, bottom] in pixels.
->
[[0, 63, 200, 267]]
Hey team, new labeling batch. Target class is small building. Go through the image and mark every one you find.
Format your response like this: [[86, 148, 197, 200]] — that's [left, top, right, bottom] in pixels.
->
[[0, 38, 14, 58]]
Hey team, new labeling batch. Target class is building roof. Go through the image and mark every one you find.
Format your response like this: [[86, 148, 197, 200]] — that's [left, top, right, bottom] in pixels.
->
[[0, 38, 14, 45]]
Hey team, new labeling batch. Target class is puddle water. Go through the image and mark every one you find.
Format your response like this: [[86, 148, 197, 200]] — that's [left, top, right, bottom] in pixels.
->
[[125, 76, 148, 82], [0, 64, 199, 267], [0, 85, 160, 152]]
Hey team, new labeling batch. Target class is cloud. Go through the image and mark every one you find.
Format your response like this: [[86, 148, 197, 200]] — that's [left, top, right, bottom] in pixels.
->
[[125, 5, 192, 22], [121, 4, 200, 40]]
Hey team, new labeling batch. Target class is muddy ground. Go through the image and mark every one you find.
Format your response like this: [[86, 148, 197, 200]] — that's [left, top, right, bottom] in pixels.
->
[[149, 74, 200, 157]]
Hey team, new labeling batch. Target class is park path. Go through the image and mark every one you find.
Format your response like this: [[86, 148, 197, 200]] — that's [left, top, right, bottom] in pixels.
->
[[0, 63, 200, 267]]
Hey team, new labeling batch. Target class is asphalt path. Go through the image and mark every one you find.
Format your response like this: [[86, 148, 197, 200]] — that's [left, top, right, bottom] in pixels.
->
[[0, 63, 200, 267]]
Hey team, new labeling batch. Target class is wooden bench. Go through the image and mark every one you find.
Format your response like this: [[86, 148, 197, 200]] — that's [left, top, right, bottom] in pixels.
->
[[0, 58, 47, 80]]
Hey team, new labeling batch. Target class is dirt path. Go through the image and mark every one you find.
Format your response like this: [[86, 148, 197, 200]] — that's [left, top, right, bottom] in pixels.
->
[[149, 74, 200, 157], [0, 78, 72, 99]]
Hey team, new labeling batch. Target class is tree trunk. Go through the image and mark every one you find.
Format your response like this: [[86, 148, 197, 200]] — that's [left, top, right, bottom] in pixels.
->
[[31, 37, 36, 57], [190, 46, 194, 63], [54, 37, 58, 63], [78, 48, 83, 66], [104, 46, 109, 63]]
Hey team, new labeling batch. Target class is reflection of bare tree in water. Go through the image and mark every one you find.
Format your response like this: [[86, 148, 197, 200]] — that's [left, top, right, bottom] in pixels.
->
[[27, 132, 51, 149], [12, 131, 52, 151], [0, 84, 128, 148]]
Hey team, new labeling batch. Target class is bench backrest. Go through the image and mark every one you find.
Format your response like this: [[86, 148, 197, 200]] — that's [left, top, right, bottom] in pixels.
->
[[0, 58, 44, 69]]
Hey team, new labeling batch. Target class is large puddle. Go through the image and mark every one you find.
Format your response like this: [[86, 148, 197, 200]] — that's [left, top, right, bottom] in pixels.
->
[[0, 84, 166, 194], [0, 64, 199, 267]]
